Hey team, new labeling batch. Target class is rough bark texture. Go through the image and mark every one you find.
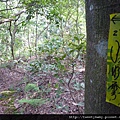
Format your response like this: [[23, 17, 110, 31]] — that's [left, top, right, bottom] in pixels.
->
[[85, 0, 120, 114]]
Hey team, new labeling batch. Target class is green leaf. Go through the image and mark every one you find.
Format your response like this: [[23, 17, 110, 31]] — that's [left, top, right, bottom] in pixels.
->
[[0, 90, 16, 96], [73, 83, 81, 90], [54, 83, 59, 89], [80, 82, 85, 89], [56, 89, 62, 95], [25, 83, 39, 92], [59, 79, 64, 84], [18, 98, 47, 106], [54, 73, 59, 78], [74, 36, 79, 41], [72, 102, 84, 107], [56, 105, 63, 109], [61, 54, 66, 60]]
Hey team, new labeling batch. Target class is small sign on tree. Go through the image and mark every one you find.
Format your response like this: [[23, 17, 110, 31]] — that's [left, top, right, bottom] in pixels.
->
[[106, 13, 120, 107]]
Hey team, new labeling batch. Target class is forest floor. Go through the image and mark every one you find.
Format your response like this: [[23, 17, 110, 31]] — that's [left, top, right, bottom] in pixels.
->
[[0, 58, 85, 114]]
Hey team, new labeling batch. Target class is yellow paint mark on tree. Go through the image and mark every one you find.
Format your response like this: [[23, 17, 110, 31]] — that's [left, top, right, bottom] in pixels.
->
[[106, 13, 120, 107]]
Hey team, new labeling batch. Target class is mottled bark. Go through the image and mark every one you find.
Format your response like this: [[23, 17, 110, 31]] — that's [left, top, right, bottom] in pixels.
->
[[85, 0, 120, 114]]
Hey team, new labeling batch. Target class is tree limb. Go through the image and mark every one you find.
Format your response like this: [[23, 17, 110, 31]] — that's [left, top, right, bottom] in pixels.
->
[[0, 10, 25, 24], [0, 6, 23, 12], [0, 18, 14, 24]]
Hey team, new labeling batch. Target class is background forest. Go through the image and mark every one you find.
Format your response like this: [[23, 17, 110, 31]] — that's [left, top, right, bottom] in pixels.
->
[[0, 0, 86, 114]]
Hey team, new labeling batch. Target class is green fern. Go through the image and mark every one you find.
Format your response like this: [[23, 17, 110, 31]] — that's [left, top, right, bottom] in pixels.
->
[[25, 83, 39, 92], [18, 98, 47, 106]]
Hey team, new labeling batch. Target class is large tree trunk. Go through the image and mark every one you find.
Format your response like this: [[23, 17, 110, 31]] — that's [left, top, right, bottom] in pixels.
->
[[85, 0, 120, 114]]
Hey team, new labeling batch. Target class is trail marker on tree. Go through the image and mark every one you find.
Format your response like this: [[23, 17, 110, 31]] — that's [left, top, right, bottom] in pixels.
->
[[106, 13, 120, 107]]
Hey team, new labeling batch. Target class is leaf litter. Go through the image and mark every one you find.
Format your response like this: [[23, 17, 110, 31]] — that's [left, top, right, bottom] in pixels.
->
[[0, 59, 85, 114]]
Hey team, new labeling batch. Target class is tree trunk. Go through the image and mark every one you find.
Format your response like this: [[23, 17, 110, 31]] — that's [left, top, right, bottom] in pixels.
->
[[27, 29, 32, 58], [85, 0, 120, 114], [35, 12, 38, 59], [9, 21, 15, 60]]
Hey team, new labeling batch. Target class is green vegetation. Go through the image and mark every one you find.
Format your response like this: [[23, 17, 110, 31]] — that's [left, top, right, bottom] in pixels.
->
[[0, 0, 86, 114]]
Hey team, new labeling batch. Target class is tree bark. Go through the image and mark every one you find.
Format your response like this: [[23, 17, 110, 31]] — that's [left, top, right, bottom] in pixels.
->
[[85, 0, 120, 114]]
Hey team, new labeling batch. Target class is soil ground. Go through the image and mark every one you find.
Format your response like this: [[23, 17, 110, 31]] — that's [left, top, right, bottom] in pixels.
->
[[0, 59, 85, 114]]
